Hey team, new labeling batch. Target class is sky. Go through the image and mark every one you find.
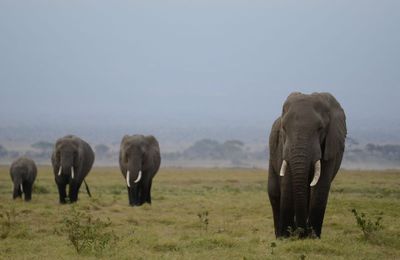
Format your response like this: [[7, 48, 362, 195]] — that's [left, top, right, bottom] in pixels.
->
[[0, 0, 399, 134]]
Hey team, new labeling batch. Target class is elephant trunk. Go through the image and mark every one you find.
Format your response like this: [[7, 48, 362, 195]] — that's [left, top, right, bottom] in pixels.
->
[[289, 147, 310, 237]]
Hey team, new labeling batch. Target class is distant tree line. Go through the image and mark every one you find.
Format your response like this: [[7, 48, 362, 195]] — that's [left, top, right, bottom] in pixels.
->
[[162, 139, 267, 166], [1, 138, 400, 167], [346, 143, 400, 163]]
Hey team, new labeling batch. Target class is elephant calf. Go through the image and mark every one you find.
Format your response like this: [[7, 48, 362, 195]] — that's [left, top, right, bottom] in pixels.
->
[[119, 135, 161, 206], [10, 157, 37, 201], [51, 135, 94, 204]]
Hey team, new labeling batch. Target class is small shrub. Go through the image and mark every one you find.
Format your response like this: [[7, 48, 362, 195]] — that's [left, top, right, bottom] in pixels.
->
[[287, 227, 306, 239], [197, 211, 209, 232], [33, 184, 50, 194], [62, 207, 118, 255], [270, 242, 277, 255], [0, 208, 16, 239], [351, 208, 383, 239]]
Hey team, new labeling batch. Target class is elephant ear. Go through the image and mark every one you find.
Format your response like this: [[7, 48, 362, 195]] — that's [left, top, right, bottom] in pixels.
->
[[269, 117, 282, 161], [321, 93, 347, 160]]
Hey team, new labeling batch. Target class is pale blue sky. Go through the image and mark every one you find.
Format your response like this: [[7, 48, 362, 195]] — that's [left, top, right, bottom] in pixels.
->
[[1, 0, 399, 131]]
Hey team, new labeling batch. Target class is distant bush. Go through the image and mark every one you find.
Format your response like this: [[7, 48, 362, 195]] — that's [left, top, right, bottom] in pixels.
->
[[62, 207, 118, 255], [351, 208, 383, 240]]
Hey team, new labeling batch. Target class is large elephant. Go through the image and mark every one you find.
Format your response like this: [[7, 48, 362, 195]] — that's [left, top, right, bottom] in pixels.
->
[[119, 135, 161, 206], [10, 157, 37, 201], [51, 135, 94, 204], [268, 92, 346, 238]]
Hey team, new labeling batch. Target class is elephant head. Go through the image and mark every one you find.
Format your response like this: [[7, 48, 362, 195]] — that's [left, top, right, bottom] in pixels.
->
[[120, 137, 146, 187], [273, 92, 346, 237], [11, 164, 25, 198], [53, 139, 80, 180]]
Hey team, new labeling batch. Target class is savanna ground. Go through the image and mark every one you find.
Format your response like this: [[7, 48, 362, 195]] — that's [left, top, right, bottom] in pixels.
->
[[0, 166, 399, 259]]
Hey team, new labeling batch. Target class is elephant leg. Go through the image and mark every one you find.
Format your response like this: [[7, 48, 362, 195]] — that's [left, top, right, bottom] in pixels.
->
[[308, 161, 334, 238], [147, 179, 153, 204], [137, 184, 144, 206], [69, 180, 82, 203], [13, 185, 22, 199], [57, 181, 67, 204], [142, 179, 152, 204], [23, 182, 32, 201], [267, 165, 280, 238], [279, 170, 295, 237], [128, 187, 134, 205], [130, 185, 142, 206]]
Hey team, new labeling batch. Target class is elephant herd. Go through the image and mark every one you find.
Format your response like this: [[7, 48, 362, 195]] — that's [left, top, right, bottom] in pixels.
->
[[10, 134, 161, 206], [7, 92, 347, 239]]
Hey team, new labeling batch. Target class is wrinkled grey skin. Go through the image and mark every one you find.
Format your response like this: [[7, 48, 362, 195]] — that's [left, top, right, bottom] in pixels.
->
[[10, 157, 37, 201], [119, 135, 161, 206], [51, 135, 94, 204], [268, 92, 346, 238]]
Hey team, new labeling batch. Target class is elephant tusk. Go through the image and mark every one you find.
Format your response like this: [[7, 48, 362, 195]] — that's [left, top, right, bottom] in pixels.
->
[[58, 166, 62, 176], [134, 170, 142, 183], [279, 160, 287, 177], [20, 183, 23, 193], [310, 160, 321, 187], [126, 170, 131, 187], [71, 166, 75, 179]]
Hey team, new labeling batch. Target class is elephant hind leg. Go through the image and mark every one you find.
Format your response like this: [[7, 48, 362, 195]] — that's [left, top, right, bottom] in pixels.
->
[[143, 179, 153, 204], [23, 182, 32, 201]]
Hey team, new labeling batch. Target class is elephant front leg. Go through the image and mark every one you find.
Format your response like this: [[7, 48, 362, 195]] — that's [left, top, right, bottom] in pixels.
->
[[267, 166, 280, 238], [308, 161, 334, 238], [279, 172, 295, 237], [142, 179, 152, 204], [69, 180, 82, 203], [23, 182, 33, 201], [56, 181, 67, 204], [128, 185, 143, 206]]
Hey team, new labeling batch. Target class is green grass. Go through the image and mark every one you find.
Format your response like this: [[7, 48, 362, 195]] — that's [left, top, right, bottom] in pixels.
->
[[0, 166, 399, 259]]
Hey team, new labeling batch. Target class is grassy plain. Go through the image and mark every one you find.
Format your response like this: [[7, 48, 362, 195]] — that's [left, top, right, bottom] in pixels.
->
[[0, 166, 399, 259]]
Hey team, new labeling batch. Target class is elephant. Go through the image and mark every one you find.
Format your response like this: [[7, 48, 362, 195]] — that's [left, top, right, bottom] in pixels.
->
[[268, 92, 346, 238], [119, 135, 161, 206], [10, 157, 37, 201], [51, 135, 94, 204]]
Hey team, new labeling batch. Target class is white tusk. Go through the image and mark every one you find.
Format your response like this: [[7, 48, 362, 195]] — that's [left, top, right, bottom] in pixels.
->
[[126, 170, 131, 187], [58, 166, 62, 176], [134, 170, 142, 183], [279, 160, 287, 177], [20, 184, 23, 193], [310, 160, 321, 187], [71, 166, 75, 179]]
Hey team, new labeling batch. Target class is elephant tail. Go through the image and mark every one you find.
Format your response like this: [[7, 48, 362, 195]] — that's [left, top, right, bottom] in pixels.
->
[[83, 179, 92, 198]]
